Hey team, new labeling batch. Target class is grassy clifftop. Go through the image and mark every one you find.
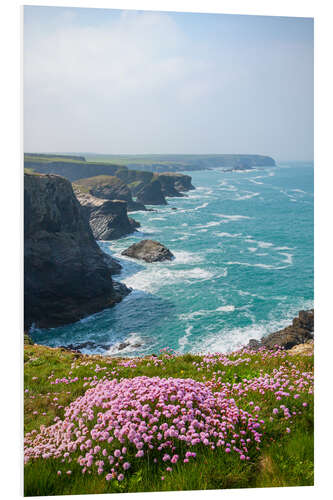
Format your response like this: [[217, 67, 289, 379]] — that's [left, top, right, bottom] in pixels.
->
[[24, 344, 313, 496]]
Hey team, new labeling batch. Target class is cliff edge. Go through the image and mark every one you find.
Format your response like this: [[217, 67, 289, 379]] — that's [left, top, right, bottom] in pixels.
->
[[24, 173, 129, 329]]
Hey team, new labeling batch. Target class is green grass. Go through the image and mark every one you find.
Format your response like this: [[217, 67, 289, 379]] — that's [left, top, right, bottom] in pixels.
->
[[24, 345, 314, 496]]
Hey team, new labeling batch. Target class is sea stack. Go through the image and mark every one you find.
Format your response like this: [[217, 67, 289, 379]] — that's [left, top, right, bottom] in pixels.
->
[[121, 239, 174, 263]]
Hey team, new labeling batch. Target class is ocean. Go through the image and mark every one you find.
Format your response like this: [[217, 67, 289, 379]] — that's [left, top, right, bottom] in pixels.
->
[[30, 162, 314, 356]]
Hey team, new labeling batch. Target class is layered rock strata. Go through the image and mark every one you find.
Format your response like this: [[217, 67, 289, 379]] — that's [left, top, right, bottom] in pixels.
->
[[74, 189, 140, 240]]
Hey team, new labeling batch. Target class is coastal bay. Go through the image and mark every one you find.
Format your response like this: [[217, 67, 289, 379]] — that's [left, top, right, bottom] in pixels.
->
[[30, 162, 313, 356]]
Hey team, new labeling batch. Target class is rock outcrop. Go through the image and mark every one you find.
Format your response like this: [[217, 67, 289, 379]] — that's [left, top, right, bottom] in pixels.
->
[[24, 173, 130, 329], [121, 239, 174, 263], [75, 189, 140, 240], [136, 180, 167, 205], [73, 175, 146, 212], [247, 309, 314, 350], [156, 173, 195, 197]]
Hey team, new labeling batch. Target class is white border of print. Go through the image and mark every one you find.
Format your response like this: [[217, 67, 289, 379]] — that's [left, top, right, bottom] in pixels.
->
[[1, 1, 331, 500]]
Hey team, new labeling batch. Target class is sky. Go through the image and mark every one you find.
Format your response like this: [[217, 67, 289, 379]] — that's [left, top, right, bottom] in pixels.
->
[[23, 6, 314, 161]]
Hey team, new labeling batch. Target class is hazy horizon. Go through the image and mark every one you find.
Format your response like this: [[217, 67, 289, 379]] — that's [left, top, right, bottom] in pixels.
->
[[24, 7, 314, 162]]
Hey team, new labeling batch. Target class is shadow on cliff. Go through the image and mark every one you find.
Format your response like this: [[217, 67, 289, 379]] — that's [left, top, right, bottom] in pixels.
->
[[29, 290, 176, 356]]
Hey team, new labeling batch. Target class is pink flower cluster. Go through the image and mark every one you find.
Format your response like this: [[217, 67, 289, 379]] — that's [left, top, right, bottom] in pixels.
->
[[24, 376, 262, 481]]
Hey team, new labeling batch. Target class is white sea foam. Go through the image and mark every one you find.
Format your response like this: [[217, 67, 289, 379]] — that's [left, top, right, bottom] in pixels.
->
[[291, 189, 306, 194], [257, 241, 274, 248], [249, 179, 263, 185], [191, 300, 314, 355], [191, 320, 286, 354], [227, 261, 288, 270], [214, 213, 252, 222], [178, 326, 193, 352], [136, 227, 162, 235], [122, 267, 214, 293], [215, 232, 242, 238], [279, 252, 293, 265], [216, 305, 235, 312], [275, 246, 294, 251], [106, 332, 146, 356], [179, 303, 234, 322], [248, 247, 257, 252], [235, 191, 260, 200], [193, 202, 209, 211], [196, 220, 222, 229], [172, 250, 203, 265], [218, 181, 238, 192]]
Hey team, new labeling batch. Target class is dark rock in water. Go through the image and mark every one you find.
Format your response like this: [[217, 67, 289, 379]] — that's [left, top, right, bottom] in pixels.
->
[[121, 239, 174, 263], [247, 309, 314, 350], [171, 207, 177, 211], [118, 342, 130, 351], [24, 173, 131, 330], [102, 253, 122, 275], [75, 189, 140, 240], [112, 281, 132, 297], [136, 180, 167, 205], [60, 341, 112, 353]]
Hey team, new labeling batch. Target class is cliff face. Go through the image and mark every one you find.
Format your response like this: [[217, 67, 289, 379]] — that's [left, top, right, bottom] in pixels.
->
[[156, 173, 195, 197], [73, 176, 145, 212], [24, 156, 197, 206], [75, 189, 140, 240], [136, 179, 167, 205], [24, 173, 129, 329]]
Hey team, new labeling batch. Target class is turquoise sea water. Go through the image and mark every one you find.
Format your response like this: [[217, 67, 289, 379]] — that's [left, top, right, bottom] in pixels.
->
[[31, 163, 314, 356]]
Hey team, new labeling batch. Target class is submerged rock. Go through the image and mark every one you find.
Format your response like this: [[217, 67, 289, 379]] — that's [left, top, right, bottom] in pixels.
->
[[247, 309, 314, 350], [24, 173, 130, 330], [121, 239, 174, 263]]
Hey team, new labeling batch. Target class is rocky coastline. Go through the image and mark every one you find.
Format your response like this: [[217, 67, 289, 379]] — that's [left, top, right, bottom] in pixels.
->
[[24, 173, 130, 330], [247, 309, 314, 351], [74, 189, 140, 240], [24, 156, 313, 358]]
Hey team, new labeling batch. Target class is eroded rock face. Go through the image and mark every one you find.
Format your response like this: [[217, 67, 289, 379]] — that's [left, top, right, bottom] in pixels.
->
[[136, 180, 167, 206], [24, 173, 129, 329], [75, 189, 140, 240], [74, 176, 146, 211], [247, 309, 314, 350], [121, 239, 174, 263], [156, 173, 195, 197]]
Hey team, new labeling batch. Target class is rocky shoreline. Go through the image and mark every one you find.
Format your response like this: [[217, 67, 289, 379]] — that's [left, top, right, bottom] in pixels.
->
[[247, 309, 314, 351]]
